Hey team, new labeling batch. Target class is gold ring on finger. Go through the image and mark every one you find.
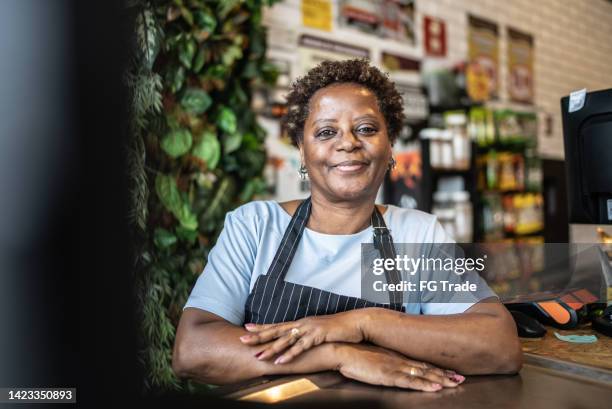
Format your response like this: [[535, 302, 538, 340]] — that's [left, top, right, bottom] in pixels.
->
[[290, 327, 300, 338], [409, 367, 418, 377]]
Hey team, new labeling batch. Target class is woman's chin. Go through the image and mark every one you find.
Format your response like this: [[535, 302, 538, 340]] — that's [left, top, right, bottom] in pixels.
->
[[327, 182, 377, 201]]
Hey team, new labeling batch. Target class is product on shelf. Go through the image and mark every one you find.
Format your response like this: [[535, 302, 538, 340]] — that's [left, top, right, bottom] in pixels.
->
[[477, 150, 525, 192], [525, 147, 542, 191], [419, 128, 453, 169], [432, 188, 473, 243], [469, 107, 495, 147], [481, 192, 504, 241], [513, 193, 544, 235], [444, 111, 471, 169], [500, 193, 544, 235]]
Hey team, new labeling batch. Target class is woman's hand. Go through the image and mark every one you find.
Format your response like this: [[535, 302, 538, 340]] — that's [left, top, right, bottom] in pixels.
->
[[240, 310, 365, 364], [335, 343, 465, 392]]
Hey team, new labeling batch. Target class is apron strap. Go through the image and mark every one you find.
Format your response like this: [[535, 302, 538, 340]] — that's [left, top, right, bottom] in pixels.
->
[[372, 206, 404, 307], [265, 197, 312, 280]]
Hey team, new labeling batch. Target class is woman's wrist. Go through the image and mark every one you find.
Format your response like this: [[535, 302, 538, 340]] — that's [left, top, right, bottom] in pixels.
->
[[357, 307, 385, 342]]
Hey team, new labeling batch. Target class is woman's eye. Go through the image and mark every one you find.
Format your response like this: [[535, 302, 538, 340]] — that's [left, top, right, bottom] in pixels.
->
[[316, 129, 336, 138], [357, 126, 377, 134]]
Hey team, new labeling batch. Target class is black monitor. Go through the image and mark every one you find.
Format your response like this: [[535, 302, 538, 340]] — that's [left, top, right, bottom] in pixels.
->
[[561, 88, 612, 224]]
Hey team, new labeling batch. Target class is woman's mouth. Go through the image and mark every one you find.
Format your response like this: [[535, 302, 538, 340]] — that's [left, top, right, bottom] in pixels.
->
[[332, 160, 369, 173]]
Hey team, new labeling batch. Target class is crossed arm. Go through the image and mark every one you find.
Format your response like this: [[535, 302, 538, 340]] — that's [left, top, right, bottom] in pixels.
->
[[172, 298, 522, 391]]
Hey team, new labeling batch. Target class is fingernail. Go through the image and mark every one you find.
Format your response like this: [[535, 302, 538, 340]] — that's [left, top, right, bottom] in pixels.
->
[[450, 375, 465, 383], [240, 335, 251, 342], [274, 357, 285, 365], [254, 351, 263, 359], [432, 383, 442, 390], [245, 323, 255, 329]]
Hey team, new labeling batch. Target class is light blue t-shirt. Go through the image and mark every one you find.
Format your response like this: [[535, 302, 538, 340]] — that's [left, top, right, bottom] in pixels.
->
[[184, 200, 496, 325]]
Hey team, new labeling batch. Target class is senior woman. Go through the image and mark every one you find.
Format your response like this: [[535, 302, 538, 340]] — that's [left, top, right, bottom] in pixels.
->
[[172, 59, 522, 392]]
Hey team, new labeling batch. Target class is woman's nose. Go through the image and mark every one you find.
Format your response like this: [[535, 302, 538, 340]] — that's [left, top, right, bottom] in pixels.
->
[[335, 128, 361, 151]]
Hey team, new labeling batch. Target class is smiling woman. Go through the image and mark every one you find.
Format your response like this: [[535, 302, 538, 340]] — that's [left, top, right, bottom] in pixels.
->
[[172, 59, 522, 392]]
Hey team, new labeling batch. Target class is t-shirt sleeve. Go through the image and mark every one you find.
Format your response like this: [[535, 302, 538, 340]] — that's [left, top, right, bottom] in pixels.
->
[[183, 209, 257, 326], [420, 217, 498, 315]]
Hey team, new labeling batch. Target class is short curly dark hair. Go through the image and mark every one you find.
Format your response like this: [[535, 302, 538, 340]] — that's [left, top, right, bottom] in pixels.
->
[[281, 59, 405, 147]]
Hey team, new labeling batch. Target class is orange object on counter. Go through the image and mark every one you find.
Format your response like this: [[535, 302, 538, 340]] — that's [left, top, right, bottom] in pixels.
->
[[537, 301, 571, 325]]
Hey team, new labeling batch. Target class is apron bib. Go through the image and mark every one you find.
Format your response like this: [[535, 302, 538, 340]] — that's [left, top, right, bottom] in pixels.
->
[[244, 197, 404, 324]]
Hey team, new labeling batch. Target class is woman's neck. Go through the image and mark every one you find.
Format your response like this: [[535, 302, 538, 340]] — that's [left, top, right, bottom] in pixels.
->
[[307, 191, 379, 235]]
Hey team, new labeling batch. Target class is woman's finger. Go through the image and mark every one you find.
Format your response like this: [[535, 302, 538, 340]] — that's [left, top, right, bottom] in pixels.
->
[[402, 366, 459, 388], [274, 335, 314, 364], [255, 334, 299, 361], [240, 325, 293, 345], [244, 322, 284, 332], [393, 372, 443, 392]]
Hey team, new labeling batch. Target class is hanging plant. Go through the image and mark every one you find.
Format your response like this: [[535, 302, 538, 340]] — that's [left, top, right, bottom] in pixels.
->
[[125, 0, 280, 391]]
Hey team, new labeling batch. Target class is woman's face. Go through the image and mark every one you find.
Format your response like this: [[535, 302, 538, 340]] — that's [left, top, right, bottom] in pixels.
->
[[300, 83, 393, 202]]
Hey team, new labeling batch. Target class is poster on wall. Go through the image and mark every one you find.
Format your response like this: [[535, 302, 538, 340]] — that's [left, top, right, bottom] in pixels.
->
[[507, 27, 534, 104], [381, 52, 428, 123], [338, 0, 416, 44], [297, 34, 370, 75], [423, 15, 446, 57], [301, 0, 332, 31], [380, 0, 416, 43], [467, 15, 499, 101], [338, 0, 382, 35]]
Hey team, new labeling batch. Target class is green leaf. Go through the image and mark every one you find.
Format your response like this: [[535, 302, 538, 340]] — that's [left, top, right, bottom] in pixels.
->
[[200, 176, 235, 232], [176, 201, 198, 230], [180, 88, 212, 115], [261, 61, 280, 85], [154, 228, 177, 249], [206, 64, 228, 80], [242, 132, 259, 150], [161, 128, 192, 158], [192, 131, 221, 169], [155, 174, 182, 215], [194, 9, 217, 34], [223, 132, 242, 154], [217, 107, 236, 133], [192, 48, 206, 73], [239, 178, 267, 202], [217, 0, 239, 19], [180, 6, 194, 26], [241, 60, 258, 78], [175, 225, 198, 244], [222, 45, 243, 66], [179, 38, 197, 69], [135, 9, 161, 70], [167, 65, 185, 93]]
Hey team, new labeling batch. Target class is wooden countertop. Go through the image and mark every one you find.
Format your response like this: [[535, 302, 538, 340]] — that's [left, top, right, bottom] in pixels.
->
[[521, 324, 612, 370]]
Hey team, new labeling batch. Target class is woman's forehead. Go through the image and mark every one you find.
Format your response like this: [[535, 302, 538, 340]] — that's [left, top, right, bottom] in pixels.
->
[[308, 83, 381, 119]]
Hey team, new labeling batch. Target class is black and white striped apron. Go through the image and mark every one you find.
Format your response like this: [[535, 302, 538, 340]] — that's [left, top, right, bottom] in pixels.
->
[[244, 197, 405, 324]]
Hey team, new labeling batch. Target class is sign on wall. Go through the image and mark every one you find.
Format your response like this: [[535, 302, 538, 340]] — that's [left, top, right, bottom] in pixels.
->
[[337, 0, 416, 44], [507, 27, 534, 104], [297, 34, 370, 75], [302, 0, 332, 31], [467, 15, 499, 101], [423, 15, 446, 57]]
